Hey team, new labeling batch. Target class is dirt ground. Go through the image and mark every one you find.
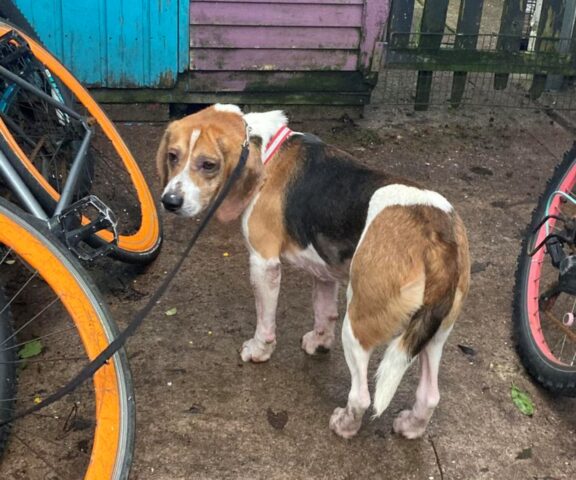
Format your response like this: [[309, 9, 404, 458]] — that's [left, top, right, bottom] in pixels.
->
[[75, 96, 573, 480]]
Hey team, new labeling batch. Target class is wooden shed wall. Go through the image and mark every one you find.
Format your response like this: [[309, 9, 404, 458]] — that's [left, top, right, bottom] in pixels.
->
[[190, 0, 364, 72], [181, 0, 390, 106], [36, 0, 390, 110]]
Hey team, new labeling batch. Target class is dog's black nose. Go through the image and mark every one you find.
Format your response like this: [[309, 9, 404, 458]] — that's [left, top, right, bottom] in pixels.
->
[[162, 192, 184, 212]]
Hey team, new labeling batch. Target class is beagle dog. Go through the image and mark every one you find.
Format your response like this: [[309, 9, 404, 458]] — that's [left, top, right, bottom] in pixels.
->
[[156, 104, 470, 440]]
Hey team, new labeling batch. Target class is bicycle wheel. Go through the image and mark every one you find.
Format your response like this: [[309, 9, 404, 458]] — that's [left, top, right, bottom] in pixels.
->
[[0, 20, 162, 264], [0, 288, 16, 457], [0, 197, 134, 479], [513, 142, 576, 396]]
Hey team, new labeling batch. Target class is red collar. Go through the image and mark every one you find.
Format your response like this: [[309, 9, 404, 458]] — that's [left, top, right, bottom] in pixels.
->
[[262, 125, 292, 165]]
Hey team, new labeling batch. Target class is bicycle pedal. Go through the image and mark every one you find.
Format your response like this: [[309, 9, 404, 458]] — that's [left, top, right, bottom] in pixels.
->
[[54, 195, 119, 261]]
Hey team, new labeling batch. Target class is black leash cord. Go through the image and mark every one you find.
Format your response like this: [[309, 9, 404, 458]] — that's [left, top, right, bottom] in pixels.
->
[[0, 143, 249, 428]]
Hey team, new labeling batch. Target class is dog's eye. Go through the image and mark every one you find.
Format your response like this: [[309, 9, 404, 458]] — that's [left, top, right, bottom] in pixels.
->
[[201, 160, 217, 172], [167, 151, 178, 165]]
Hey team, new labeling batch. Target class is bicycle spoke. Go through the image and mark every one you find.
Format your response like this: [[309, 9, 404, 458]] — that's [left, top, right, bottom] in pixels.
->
[[0, 270, 37, 315], [12, 431, 70, 479], [0, 295, 58, 347]]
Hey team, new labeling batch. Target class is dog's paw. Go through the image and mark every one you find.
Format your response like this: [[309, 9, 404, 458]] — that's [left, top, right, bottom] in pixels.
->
[[329, 407, 362, 439], [301, 330, 334, 355], [240, 337, 276, 363], [392, 409, 428, 439]]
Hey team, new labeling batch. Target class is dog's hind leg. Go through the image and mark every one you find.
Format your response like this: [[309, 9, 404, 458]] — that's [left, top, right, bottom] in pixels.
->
[[329, 313, 372, 439], [301, 278, 339, 355], [393, 290, 464, 439], [392, 325, 451, 439]]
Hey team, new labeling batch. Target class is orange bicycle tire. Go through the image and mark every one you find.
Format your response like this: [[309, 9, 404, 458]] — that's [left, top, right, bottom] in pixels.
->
[[0, 197, 135, 479]]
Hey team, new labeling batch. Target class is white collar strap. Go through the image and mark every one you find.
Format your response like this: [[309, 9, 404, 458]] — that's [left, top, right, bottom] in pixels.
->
[[262, 125, 293, 165]]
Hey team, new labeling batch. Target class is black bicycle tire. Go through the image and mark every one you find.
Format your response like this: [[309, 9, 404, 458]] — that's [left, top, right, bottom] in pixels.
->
[[513, 141, 576, 396], [0, 20, 163, 265], [0, 287, 16, 458], [0, 196, 136, 478]]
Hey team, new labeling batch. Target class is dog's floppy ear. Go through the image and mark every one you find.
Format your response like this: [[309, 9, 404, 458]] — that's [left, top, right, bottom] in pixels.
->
[[156, 126, 171, 188]]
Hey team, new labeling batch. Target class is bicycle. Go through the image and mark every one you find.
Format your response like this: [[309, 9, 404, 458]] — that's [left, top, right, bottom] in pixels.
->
[[513, 142, 576, 396], [0, 4, 165, 477]]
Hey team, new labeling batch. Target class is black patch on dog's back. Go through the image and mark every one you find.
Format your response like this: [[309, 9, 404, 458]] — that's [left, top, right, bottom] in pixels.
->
[[284, 134, 406, 266]]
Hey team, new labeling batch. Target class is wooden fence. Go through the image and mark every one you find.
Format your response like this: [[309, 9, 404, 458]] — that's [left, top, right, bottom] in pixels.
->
[[384, 0, 576, 110]]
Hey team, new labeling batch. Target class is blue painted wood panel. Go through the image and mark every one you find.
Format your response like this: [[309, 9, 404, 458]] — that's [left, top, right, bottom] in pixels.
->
[[13, 0, 188, 88]]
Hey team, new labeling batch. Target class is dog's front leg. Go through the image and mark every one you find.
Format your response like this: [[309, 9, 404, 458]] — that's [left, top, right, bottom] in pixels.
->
[[241, 254, 281, 363], [301, 278, 339, 355]]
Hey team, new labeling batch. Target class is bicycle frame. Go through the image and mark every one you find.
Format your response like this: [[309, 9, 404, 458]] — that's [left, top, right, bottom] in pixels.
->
[[0, 29, 118, 259]]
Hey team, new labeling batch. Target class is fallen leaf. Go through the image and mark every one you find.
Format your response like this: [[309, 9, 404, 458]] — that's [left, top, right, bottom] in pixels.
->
[[471, 261, 489, 274], [33, 396, 41, 404], [516, 447, 532, 460], [18, 339, 43, 359], [222, 252, 230, 257], [187, 404, 205, 414], [165, 307, 177, 316], [511, 385, 535, 416], [469, 166, 494, 176], [266, 408, 288, 430], [458, 344, 476, 358]]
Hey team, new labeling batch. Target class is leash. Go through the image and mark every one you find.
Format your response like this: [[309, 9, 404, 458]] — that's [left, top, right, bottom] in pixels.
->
[[0, 129, 251, 428]]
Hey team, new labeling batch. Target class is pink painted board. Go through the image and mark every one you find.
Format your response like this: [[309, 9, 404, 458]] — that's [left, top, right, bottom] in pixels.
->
[[190, 48, 358, 71], [191, 26, 361, 50], [190, 2, 363, 28]]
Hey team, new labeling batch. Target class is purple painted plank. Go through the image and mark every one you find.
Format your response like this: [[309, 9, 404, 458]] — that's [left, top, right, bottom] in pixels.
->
[[186, 71, 368, 93], [359, 0, 391, 70], [190, 2, 363, 27], [190, 48, 358, 71], [205, 0, 363, 3], [191, 26, 361, 49]]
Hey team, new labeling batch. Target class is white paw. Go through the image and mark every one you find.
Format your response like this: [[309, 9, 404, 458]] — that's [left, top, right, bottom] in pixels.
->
[[240, 337, 276, 363], [392, 409, 428, 439], [329, 407, 362, 439], [301, 330, 335, 355]]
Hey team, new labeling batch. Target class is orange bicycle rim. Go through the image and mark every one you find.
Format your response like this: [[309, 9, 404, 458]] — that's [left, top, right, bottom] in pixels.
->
[[0, 213, 123, 480], [0, 23, 160, 253]]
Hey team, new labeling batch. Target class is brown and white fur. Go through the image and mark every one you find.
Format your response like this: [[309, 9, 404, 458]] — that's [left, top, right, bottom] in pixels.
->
[[156, 104, 470, 439]]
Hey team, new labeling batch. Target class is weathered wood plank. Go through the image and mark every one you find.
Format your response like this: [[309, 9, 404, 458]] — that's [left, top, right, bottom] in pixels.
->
[[415, 0, 450, 110], [185, 71, 372, 93], [190, 2, 363, 28], [451, 0, 485, 107], [191, 26, 361, 49], [530, 0, 566, 99], [494, 0, 526, 90], [386, 47, 575, 75], [359, 0, 390, 71], [388, 0, 415, 48], [202, 0, 364, 3], [91, 88, 369, 106], [190, 48, 358, 71], [572, 2, 576, 68]]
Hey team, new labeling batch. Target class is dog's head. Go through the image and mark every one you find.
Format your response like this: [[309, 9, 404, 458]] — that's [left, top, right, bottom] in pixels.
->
[[156, 104, 279, 222]]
